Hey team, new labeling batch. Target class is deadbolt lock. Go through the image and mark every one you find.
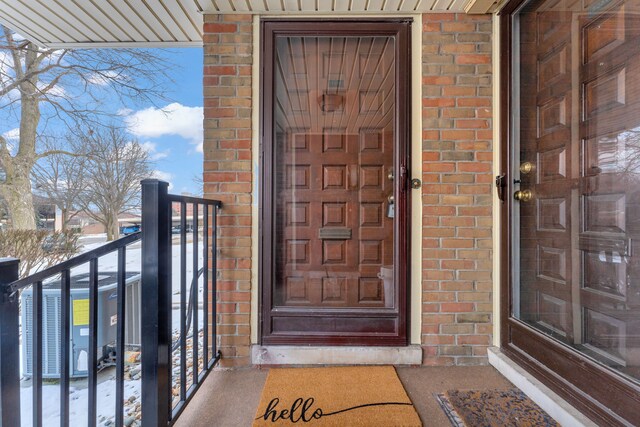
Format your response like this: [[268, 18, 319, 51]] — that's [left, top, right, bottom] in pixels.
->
[[513, 189, 532, 202]]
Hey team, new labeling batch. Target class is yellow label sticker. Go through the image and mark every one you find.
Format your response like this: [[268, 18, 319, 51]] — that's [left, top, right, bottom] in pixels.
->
[[72, 299, 90, 326]]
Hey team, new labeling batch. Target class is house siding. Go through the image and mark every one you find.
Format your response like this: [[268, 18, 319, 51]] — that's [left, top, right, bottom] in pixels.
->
[[202, 13, 493, 367]]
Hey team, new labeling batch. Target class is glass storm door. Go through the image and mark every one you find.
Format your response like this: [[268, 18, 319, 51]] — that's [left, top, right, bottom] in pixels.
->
[[260, 21, 410, 346], [506, 0, 640, 422]]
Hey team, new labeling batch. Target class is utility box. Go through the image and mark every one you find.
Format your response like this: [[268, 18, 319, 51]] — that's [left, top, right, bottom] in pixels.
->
[[21, 272, 141, 378]]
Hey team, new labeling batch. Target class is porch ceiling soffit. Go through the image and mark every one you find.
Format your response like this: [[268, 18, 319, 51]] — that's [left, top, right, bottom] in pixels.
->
[[0, 0, 491, 48]]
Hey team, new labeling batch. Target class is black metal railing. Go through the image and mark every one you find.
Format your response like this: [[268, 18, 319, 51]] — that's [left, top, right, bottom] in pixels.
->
[[165, 190, 222, 422], [0, 179, 222, 427]]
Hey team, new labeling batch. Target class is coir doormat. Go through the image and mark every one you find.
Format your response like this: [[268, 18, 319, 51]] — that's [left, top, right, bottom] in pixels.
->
[[436, 389, 560, 427], [253, 366, 422, 426]]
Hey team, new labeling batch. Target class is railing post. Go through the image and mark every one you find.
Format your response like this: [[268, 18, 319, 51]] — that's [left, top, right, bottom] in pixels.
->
[[0, 258, 20, 427], [141, 180, 172, 427]]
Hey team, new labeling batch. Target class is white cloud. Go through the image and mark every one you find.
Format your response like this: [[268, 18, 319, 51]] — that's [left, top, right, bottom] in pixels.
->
[[2, 128, 19, 141], [140, 141, 169, 161], [37, 81, 67, 98], [88, 70, 125, 86], [125, 103, 203, 152], [151, 170, 173, 190], [1, 128, 19, 153], [0, 52, 20, 103], [0, 51, 14, 78], [40, 49, 63, 63]]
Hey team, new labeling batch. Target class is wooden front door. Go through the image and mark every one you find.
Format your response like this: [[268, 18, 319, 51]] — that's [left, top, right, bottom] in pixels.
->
[[260, 21, 410, 346], [505, 0, 640, 422]]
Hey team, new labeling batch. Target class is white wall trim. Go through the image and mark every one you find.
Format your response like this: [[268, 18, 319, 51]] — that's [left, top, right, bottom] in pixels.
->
[[410, 14, 423, 345], [251, 14, 260, 344], [491, 13, 502, 348], [252, 345, 423, 365]]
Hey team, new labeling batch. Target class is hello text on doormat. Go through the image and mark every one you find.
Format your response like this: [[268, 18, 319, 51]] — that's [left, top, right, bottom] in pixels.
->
[[256, 397, 414, 423]]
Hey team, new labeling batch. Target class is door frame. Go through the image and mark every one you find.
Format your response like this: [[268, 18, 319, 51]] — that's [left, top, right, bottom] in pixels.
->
[[259, 19, 411, 346], [499, 0, 640, 424]]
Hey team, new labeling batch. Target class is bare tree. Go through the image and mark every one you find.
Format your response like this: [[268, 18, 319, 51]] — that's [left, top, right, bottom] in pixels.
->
[[193, 173, 204, 196], [78, 125, 152, 241], [0, 26, 173, 229], [32, 136, 88, 231]]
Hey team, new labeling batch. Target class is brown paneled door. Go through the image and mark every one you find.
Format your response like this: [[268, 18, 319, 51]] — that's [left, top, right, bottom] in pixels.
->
[[515, 0, 640, 384], [516, 6, 577, 344], [260, 21, 410, 345]]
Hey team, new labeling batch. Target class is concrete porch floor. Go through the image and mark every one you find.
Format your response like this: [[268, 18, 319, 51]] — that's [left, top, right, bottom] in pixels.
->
[[175, 366, 513, 426]]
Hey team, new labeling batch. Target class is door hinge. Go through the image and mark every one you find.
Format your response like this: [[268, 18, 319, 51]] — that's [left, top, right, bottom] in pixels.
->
[[495, 174, 506, 202]]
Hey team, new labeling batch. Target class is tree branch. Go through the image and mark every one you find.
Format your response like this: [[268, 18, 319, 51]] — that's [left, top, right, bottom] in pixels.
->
[[35, 149, 86, 160], [3, 28, 24, 81]]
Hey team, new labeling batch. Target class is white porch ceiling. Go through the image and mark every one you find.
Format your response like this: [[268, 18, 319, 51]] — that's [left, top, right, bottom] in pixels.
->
[[0, 0, 478, 48]]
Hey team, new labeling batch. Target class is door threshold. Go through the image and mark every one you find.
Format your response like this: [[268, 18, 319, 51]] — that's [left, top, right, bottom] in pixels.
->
[[252, 345, 422, 366], [487, 347, 596, 427]]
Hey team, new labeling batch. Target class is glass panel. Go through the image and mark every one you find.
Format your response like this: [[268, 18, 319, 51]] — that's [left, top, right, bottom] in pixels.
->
[[512, 0, 640, 383], [273, 36, 396, 309]]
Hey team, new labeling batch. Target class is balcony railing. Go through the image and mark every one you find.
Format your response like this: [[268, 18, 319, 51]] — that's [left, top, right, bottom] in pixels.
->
[[0, 179, 222, 427]]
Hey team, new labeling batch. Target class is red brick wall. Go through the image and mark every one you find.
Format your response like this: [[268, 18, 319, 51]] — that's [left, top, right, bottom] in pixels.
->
[[203, 14, 253, 368], [202, 13, 493, 367], [421, 13, 493, 365]]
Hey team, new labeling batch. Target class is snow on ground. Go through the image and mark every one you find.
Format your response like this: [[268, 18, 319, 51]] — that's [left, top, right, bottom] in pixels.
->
[[20, 376, 140, 427], [19, 234, 209, 426]]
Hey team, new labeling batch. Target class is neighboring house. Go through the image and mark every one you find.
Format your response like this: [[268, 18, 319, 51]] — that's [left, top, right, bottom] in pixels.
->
[[1, 1, 638, 425], [33, 197, 56, 231], [171, 198, 197, 228], [49, 210, 142, 235], [2, 191, 142, 234], [5, 195, 57, 231]]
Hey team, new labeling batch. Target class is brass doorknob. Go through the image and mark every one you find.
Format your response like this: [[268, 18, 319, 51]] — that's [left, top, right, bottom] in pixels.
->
[[513, 189, 532, 202], [519, 162, 534, 174]]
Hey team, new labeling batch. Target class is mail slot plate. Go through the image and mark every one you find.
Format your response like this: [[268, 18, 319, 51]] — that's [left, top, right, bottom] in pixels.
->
[[319, 227, 352, 240]]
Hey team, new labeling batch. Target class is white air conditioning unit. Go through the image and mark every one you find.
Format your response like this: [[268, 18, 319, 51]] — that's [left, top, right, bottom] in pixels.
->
[[21, 272, 142, 379], [125, 275, 142, 346]]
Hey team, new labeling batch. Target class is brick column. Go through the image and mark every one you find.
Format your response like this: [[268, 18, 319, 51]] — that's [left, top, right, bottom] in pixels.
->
[[203, 14, 253, 367], [421, 13, 494, 366]]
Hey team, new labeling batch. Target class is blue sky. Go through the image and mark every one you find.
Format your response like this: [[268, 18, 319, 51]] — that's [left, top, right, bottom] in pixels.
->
[[1, 46, 204, 195], [121, 48, 204, 195]]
